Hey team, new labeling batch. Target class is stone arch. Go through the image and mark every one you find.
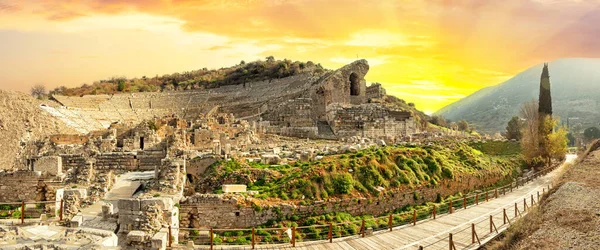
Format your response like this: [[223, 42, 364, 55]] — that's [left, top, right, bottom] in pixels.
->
[[349, 72, 360, 96]]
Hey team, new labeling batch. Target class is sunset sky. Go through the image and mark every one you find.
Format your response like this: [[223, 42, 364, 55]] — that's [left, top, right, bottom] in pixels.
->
[[1, 0, 600, 114]]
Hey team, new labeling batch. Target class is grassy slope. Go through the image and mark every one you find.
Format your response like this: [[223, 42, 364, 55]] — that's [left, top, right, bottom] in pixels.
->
[[191, 141, 523, 244], [203, 141, 523, 202]]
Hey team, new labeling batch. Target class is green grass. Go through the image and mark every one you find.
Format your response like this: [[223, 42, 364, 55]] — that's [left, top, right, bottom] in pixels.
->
[[203, 141, 523, 202]]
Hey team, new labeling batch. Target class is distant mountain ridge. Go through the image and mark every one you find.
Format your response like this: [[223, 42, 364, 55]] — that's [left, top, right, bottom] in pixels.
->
[[435, 58, 600, 134]]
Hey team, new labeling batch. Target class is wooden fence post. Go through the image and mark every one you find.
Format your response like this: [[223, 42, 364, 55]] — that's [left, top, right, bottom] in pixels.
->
[[59, 199, 64, 221], [495, 189, 498, 198], [524, 198, 527, 212], [292, 226, 296, 247], [471, 223, 475, 244], [537, 191, 540, 202], [463, 197, 466, 209], [361, 219, 366, 237], [485, 191, 489, 202], [515, 203, 518, 217], [21, 201, 24, 224], [389, 214, 393, 231], [433, 205, 436, 220], [449, 233, 456, 250], [413, 210, 417, 225], [449, 200, 453, 214], [210, 228, 214, 250], [329, 223, 333, 243], [476, 194, 479, 205], [531, 194, 535, 205], [252, 227, 255, 249], [490, 215, 498, 233], [168, 226, 172, 248]]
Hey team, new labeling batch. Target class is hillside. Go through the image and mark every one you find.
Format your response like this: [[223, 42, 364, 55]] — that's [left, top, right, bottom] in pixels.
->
[[0, 90, 75, 170], [435, 58, 600, 134], [193, 141, 523, 203], [50, 58, 326, 96]]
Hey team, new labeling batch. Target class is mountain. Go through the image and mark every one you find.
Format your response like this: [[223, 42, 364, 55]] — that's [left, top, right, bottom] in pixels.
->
[[435, 58, 600, 134]]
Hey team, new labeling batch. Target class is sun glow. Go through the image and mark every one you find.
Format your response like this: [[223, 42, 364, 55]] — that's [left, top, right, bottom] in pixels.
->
[[1, 0, 599, 112]]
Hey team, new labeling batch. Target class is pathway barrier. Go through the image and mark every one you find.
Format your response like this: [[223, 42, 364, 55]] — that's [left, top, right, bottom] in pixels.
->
[[0, 199, 64, 224], [164, 164, 558, 249]]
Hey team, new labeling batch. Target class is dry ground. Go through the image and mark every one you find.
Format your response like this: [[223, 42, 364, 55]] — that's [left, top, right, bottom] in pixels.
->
[[486, 146, 600, 249]]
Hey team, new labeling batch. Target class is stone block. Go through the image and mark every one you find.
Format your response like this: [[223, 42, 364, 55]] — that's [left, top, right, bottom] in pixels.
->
[[151, 231, 168, 250], [127, 230, 146, 244], [64, 188, 87, 199], [141, 197, 174, 211], [33, 156, 63, 176], [118, 198, 141, 211], [102, 202, 113, 219], [71, 214, 83, 227], [222, 184, 247, 193]]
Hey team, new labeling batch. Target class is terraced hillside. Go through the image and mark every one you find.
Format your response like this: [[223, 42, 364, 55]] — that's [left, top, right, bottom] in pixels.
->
[[0, 90, 75, 170]]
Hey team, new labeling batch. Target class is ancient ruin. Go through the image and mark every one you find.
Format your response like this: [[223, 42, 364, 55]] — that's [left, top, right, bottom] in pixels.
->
[[0, 59, 487, 249]]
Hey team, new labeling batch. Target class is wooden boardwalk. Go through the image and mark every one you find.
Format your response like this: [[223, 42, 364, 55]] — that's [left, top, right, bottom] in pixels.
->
[[190, 155, 575, 250]]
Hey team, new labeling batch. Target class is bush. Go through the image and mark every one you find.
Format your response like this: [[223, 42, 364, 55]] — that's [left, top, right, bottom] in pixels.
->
[[333, 173, 354, 194]]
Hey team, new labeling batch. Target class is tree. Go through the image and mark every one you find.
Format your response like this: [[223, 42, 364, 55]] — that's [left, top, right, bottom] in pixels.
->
[[543, 117, 568, 164], [520, 101, 540, 166], [30, 84, 47, 99], [117, 79, 126, 91], [583, 127, 600, 142], [265, 56, 275, 63], [505, 116, 522, 140], [457, 120, 469, 131], [430, 115, 448, 128]]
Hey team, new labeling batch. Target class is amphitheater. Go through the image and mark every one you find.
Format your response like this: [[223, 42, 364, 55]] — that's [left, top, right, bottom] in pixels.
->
[[40, 59, 416, 140], [0, 59, 432, 249]]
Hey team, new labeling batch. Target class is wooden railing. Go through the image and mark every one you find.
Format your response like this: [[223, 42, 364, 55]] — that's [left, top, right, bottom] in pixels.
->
[[0, 199, 64, 224], [165, 164, 558, 249]]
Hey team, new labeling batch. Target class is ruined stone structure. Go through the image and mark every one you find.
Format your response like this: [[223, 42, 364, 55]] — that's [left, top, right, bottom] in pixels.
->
[[42, 60, 417, 141]]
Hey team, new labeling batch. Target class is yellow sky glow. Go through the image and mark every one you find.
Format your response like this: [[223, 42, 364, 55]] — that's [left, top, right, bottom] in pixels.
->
[[1, 0, 600, 114]]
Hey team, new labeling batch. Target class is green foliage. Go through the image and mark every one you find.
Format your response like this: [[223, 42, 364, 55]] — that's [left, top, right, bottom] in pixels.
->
[[252, 202, 263, 213], [333, 173, 354, 194], [203, 141, 522, 204], [584, 127, 600, 141], [506, 116, 522, 140]]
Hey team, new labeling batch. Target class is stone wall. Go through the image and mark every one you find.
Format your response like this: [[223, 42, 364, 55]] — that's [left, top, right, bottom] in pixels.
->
[[117, 198, 179, 238], [33, 156, 63, 176], [0, 171, 59, 202], [179, 171, 512, 229], [327, 103, 417, 140], [50, 134, 89, 145], [366, 83, 386, 100]]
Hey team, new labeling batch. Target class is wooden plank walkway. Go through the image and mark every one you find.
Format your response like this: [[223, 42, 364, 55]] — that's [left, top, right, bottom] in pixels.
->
[[190, 155, 574, 250]]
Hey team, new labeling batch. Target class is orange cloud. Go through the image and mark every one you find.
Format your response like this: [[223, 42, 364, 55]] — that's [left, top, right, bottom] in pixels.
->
[[2, 0, 600, 113]]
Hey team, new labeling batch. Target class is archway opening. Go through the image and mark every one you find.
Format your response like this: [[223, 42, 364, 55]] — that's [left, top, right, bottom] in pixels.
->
[[350, 72, 360, 96]]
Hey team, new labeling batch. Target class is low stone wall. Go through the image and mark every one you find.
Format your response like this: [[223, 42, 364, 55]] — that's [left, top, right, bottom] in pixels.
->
[[0, 171, 59, 202], [179, 171, 512, 229]]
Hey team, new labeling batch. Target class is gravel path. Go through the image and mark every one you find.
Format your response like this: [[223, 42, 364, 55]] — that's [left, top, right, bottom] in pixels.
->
[[510, 151, 600, 249]]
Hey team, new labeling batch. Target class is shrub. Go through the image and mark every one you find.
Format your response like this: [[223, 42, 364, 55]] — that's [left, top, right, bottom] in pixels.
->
[[333, 173, 354, 194]]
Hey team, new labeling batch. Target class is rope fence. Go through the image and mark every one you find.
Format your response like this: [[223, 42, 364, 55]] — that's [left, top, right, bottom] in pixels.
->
[[163, 163, 558, 249]]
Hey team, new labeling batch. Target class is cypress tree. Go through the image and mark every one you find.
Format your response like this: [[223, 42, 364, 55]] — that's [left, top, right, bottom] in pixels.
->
[[538, 63, 552, 116], [538, 63, 553, 167]]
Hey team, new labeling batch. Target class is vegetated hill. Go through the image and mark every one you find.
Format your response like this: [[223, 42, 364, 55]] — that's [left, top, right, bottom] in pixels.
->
[[50, 58, 327, 96], [194, 141, 523, 203], [435, 58, 600, 134], [0, 90, 76, 170]]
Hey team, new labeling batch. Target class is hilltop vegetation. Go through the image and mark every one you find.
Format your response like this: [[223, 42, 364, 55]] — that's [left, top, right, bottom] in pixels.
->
[[198, 141, 523, 202], [49, 57, 326, 96]]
